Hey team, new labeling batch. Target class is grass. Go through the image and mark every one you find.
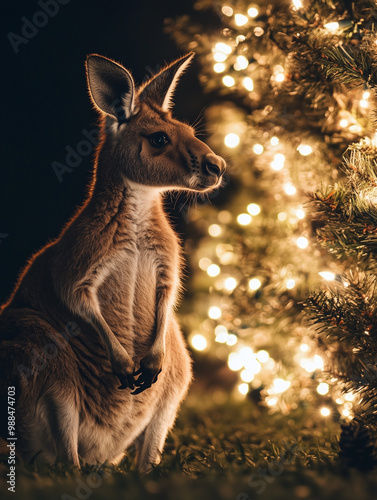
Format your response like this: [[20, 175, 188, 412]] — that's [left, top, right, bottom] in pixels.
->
[[1, 394, 377, 500]]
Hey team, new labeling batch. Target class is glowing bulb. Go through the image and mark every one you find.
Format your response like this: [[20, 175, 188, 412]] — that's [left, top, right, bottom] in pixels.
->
[[267, 397, 278, 406], [296, 236, 309, 249], [215, 42, 232, 54], [257, 350, 269, 363], [190, 334, 207, 351], [363, 90, 370, 100], [238, 383, 249, 395], [248, 7, 259, 17], [297, 144, 313, 156], [286, 279, 296, 289], [228, 352, 243, 371], [222, 5, 233, 16], [292, 0, 303, 8], [207, 264, 220, 277], [360, 99, 369, 109], [224, 132, 240, 147], [320, 407, 331, 417], [215, 325, 228, 343], [272, 378, 291, 394], [296, 208, 305, 219], [214, 63, 226, 73], [236, 35, 246, 43], [224, 277, 237, 291], [342, 409, 351, 417], [284, 184, 296, 196], [243, 77, 254, 91], [253, 143, 264, 155], [247, 203, 261, 216], [237, 213, 252, 225], [319, 271, 335, 281], [214, 52, 227, 62], [340, 119, 349, 128], [345, 392, 355, 402], [208, 306, 222, 319], [270, 136, 279, 146], [249, 278, 261, 290], [235, 13, 248, 26], [222, 75, 235, 87], [324, 22, 339, 33], [271, 153, 285, 170], [240, 369, 254, 383], [227, 334, 238, 346], [275, 72, 285, 82], [254, 27, 264, 37], [300, 343, 309, 352], [317, 382, 329, 395], [234, 55, 249, 71], [199, 257, 212, 271], [278, 212, 287, 221], [314, 354, 324, 370], [208, 224, 222, 237]]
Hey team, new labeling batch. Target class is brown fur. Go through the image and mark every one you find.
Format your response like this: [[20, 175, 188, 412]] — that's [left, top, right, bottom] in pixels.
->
[[0, 53, 226, 472]]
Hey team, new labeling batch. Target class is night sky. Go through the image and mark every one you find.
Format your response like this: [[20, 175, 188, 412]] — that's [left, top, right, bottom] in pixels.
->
[[1, 0, 208, 304]]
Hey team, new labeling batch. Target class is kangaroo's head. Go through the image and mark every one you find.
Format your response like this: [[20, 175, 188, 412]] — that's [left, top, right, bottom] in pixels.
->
[[85, 53, 226, 192]]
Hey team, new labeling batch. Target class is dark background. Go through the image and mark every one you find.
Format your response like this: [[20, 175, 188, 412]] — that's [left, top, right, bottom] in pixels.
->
[[0, 0, 210, 305]]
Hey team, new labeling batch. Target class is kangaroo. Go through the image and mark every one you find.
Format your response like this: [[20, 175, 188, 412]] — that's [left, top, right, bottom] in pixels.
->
[[0, 52, 226, 472]]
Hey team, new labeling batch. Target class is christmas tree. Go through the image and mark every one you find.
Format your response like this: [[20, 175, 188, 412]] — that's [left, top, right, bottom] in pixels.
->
[[167, 0, 377, 422]]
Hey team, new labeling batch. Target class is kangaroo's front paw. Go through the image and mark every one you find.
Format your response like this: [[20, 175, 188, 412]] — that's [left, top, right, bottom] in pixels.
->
[[131, 354, 163, 395], [112, 355, 135, 390]]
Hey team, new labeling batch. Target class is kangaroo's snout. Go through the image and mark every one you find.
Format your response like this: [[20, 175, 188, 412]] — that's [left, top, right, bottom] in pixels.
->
[[203, 153, 226, 178]]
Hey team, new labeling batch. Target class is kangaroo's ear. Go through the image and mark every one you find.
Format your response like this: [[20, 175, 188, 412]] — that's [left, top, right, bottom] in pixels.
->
[[86, 54, 136, 122], [139, 52, 195, 111]]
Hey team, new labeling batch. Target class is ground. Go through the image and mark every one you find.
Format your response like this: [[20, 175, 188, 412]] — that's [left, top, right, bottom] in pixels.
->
[[1, 394, 376, 500]]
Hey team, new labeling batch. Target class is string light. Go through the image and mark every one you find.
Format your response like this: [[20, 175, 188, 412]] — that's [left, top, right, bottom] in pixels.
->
[[271, 153, 285, 170], [270, 378, 291, 394], [208, 306, 222, 319], [224, 277, 238, 291], [215, 325, 229, 343], [339, 118, 349, 128], [224, 133, 240, 147], [247, 203, 261, 215], [243, 77, 254, 91], [270, 136, 279, 146], [257, 350, 269, 362], [297, 144, 313, 156], [275, 72, 285, 82], [208, 224, 222, 237], [319, 271, 336, 280], [214, 63, 226, 73], [241, 369, 255, 382], [215, 42, 232, 54], [228, 352, 244, 371], [190, 334, 207, 351], [284, 184, 297, 196], [234, 55, 249, 70], [286, 279, 296, 289], [237, 213, 252, 225], [317, 382, 329, 395], [249, 278, 261, 290], [247, 6, 259, 18], [223, 75, 235, 87], [207, 264, 221, 277], [238, 383, 249, 395], [253, 143, 264, 155], [199, 257, 212, 271], [324, 22, 339, 33], [292, 0, 303, 9], [296, 236, 309, 249], [296, 208, 305, 219], [320, 407, 331, 417], [221, 5, 233, 16], [235, 13, 248, 26], [227, 334, 238, 346], [214, 52, 228, 62]]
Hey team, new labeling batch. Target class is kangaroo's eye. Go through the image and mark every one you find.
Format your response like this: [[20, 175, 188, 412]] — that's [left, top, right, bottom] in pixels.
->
[[148, 132, 170, 148]]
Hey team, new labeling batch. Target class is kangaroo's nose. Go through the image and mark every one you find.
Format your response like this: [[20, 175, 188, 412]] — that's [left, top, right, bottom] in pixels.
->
[[204, 154, 226, 177]]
